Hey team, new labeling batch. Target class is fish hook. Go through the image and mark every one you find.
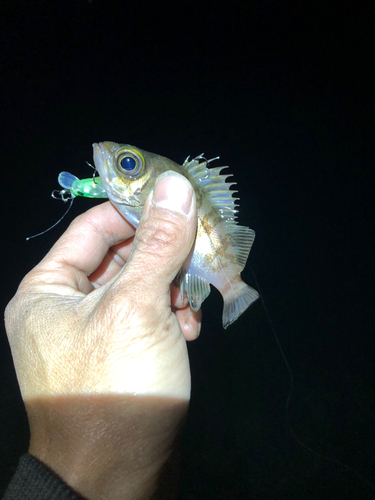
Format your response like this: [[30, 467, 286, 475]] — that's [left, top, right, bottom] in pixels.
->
[[86, 161, 98, 184]]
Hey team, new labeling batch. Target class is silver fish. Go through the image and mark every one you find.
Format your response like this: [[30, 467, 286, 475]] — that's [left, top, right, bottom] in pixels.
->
[[93, 142, 259, 328]]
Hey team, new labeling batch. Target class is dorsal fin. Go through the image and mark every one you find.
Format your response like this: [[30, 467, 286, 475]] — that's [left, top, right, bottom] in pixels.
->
[[182, 155, 239, 225], [225, 223, 256, 270], [183, 154, 255, 271]]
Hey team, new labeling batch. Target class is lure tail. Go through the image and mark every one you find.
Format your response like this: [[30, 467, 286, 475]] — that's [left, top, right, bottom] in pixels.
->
[[222, 280, 259, 329]]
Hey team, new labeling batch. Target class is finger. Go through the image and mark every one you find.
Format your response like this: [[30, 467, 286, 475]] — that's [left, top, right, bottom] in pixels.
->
[[47, 202, 135, 273], [89, 237, 134, 287], [170, 282, 201, 340], [175, 306, 202, 341], [118, 171, 197, 308], [22, 203, 135, 294], [170, 282, 189, 308]]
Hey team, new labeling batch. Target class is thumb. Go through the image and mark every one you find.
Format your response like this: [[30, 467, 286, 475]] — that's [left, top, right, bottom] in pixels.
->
[[122, 171, 197, 301]]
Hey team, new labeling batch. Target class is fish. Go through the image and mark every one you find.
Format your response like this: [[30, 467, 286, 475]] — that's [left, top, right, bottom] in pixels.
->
[[92, 142, 259, 327], [91, 141, 259, 328]]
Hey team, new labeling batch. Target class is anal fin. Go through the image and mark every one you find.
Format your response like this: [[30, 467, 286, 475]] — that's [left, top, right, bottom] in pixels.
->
[[180, 269, 211, 312]]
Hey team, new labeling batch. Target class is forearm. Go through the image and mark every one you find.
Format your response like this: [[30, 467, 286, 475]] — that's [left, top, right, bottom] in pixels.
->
[[26, 394, 188, 500]]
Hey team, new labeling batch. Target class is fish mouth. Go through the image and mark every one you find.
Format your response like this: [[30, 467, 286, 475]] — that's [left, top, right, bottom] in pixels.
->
[[92, 143, 102, 169], [93, 141, 115, 181], [92, 142, 122, 202], [92, 142, 120, 173], [92, 142, 105, 170]]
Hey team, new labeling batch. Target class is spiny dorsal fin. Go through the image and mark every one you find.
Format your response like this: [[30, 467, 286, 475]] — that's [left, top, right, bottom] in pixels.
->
[[183, 154, 255, 271], [182, 155, 239, 224]]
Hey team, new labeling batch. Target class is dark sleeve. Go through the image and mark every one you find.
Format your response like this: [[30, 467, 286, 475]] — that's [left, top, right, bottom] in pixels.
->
[[3, 454, 79, 500]]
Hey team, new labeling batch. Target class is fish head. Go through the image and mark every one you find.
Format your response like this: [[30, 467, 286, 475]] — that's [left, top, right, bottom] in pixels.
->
[[93, 141, 180, 208]]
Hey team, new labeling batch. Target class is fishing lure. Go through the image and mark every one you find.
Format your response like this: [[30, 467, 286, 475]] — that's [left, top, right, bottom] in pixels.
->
[[26, 172, 108, 240], [55, 171, 108, 200]]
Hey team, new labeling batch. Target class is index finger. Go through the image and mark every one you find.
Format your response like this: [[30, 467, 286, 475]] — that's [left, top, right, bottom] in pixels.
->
[[47, 202, 134, 273], [22, 202, 135, 294]]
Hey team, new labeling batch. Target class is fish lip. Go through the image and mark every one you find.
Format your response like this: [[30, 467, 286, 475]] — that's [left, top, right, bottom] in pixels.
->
[[92, 142, 105, 171], [92, 142, 104, 158], [92, 142, 109, 185], [93, 142, 110, 155], [92, 142, 125, 205]]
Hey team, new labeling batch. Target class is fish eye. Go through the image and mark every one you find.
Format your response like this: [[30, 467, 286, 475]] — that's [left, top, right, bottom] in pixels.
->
[[116, 148, 145, 177], [120, 156, 136, 171]]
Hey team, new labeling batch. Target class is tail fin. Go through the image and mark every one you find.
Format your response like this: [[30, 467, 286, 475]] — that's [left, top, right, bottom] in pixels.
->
[[222, 281, 259, 329]]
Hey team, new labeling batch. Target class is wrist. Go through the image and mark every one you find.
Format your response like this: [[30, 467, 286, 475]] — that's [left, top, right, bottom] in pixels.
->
[[27, 394, 188, 499]]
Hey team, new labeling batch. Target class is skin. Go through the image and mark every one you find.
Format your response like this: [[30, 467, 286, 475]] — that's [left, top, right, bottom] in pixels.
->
[[4, 172, 201, 500]]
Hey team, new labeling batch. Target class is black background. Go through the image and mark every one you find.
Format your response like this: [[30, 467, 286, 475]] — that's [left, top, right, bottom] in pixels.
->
[[1, 1, 374, 498]]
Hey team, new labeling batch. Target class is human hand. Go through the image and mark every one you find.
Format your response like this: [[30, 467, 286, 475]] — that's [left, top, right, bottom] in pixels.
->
[[5, 171, 200, 499]]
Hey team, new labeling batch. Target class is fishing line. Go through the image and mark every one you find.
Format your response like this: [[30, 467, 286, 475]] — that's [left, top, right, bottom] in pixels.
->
[[250, 266, 375, 494], [26, 196, 74, 241]]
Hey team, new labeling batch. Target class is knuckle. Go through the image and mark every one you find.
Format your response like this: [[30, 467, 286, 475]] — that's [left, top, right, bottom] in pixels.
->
[[4, 297, 17, 332]]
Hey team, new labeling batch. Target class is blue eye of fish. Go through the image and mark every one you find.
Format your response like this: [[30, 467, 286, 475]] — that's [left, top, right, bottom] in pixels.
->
[[116, 148, 145, 177], [120, 156, 136, 171]]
